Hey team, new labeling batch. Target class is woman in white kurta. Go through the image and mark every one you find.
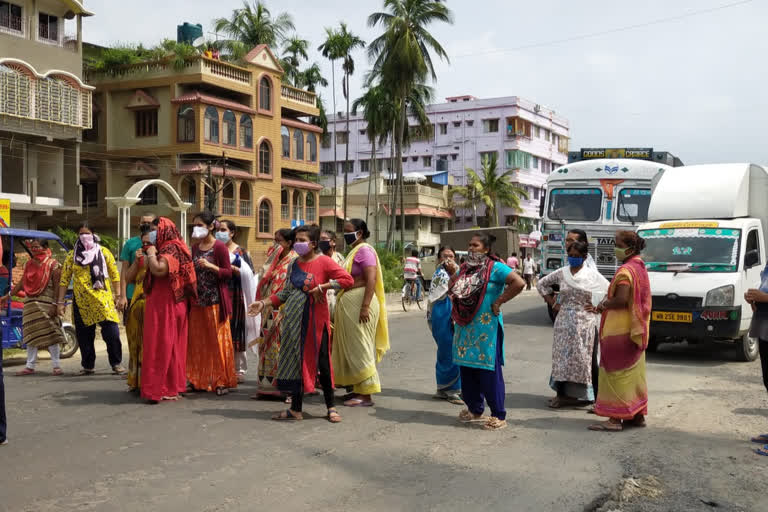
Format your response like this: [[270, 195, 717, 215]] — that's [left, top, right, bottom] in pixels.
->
[[537, 240, 608, 407]]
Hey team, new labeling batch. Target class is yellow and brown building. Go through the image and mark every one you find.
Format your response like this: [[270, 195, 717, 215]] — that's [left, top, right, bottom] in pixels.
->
[[82, 44, 321, 264]]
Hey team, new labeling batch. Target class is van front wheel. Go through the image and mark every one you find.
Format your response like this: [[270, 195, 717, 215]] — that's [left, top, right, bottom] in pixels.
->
[[737, 334, 759, 362]]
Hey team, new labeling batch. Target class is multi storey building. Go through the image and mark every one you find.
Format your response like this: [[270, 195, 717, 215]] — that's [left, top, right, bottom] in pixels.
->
[[82, 44, 321, 264], [319, 95, 569, 230], [0, 0, 93, 228]]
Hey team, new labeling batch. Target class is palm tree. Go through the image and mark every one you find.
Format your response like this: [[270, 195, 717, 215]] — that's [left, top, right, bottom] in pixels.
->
[[353, 84, 396, 242], [452, 154, 529, 227], [213, 1, 295, 56], [318, 28, 344, 224], [296, 62, 328, 92], [282, 36, 309, 85], [368, 0, 453, 250]]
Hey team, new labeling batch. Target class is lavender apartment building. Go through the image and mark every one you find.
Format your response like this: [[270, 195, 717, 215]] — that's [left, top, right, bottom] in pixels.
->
[[319, 95, 570, 230]]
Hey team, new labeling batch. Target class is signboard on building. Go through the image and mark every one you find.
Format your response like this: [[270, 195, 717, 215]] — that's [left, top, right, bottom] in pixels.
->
[[0, 199, 10, 227], [580, 148, 653, 160]]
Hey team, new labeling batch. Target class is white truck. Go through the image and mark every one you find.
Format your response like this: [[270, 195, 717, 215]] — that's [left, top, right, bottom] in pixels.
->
[[540, 158, 673, 320], [637, 163, 767, 361]]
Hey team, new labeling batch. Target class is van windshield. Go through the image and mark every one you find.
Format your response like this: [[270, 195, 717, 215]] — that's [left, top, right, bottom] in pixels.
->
[[617, 189, 651, 222], [639, 227, 741, 272], [548, 188, 602, 221]]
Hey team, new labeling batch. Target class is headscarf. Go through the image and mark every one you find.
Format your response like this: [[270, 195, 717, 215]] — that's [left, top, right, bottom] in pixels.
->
[[561, 260, 609, 297], [449, 252, 496, 326], [145, 217, 197, 303], [22, 244, 56, 297], [74, 233, 106, 290]]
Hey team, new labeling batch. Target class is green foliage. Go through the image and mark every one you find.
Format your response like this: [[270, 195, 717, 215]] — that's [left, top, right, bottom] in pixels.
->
[[51, 226, 118, 258], [374, 246, 403, 293]]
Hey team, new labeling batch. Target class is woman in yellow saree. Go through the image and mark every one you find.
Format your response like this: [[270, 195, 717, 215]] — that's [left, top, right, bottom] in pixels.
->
[[333, 219, 389, 407], [587, 231, 651, 432]]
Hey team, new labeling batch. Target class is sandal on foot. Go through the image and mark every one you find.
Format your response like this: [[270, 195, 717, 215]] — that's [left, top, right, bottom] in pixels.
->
[[215, 387, 229, 396], [548, 396, 581, 409], [458, 409, 488, 423], [483, 417, 508, 431], [162, 395, 180, 401], [272, 409, 302, 421], [344, 397, 374, 407], [327, 408, 342, 423], [751, 434, 768, 444], [445, 393, 465, 405], [112, 366, 127, 375], [629, 414, 646, 428], [15, 368, 35, 376], [76, 369, 95, 376], [52, 368, 63, 376], [588, 420, 623, 432]]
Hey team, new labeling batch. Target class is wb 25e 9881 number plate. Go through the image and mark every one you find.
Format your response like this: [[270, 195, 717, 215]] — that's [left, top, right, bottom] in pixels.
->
[[651, 311, 692, 323]]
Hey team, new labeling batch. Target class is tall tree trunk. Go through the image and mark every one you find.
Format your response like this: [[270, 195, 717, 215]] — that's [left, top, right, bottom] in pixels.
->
[[331, 60, 338, 230], [386, 119, 396, 250], [366, 138, 374, 229], [397, 99, 407, 252], [343, 70, 350, 230], [374, 140, 380, 245]]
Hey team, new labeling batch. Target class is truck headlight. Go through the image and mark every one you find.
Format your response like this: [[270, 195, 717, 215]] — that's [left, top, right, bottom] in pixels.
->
[[705, 285, 734, 307]]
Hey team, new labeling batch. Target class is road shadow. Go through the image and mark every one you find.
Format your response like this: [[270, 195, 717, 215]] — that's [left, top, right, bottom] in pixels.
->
[[646, 343, 741, 367], [502, 304, 551, 328], [52, 388, 139, 406], [732, 407, 768, 418], [371, 405, 461, 427]]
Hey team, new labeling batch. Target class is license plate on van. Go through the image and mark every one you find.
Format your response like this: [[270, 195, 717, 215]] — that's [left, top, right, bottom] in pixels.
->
[[651, 311, 692, 323]]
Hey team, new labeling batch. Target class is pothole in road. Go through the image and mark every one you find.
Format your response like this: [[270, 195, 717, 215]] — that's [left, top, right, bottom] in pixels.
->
[[584, 475, 664, 512]]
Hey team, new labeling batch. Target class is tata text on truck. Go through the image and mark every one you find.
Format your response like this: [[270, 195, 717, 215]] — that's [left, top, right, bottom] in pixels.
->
[[637, 163, 768, 361], [540, 158, 673, 321]]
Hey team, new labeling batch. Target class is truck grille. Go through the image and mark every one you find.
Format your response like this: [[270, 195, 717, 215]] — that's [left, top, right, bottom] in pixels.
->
[[652, 295, 702, 310]]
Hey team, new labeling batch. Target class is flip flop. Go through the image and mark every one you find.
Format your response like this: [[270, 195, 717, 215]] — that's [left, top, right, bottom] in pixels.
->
[[751, 434, 768, 444], [272, 409, 302, 421], [327, 408, 342, 423], [15, 368, 35, 376], [52, 368, 63, 376], [76, 369, 95, 376], [483, 417, 508, 431], [458, 409, 489, 423], [344, 397, 374, 407], [588, 420, 623, 432]]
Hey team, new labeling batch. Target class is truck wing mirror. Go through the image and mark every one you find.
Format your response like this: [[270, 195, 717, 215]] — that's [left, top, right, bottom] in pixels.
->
[[539, 197, 545, 218], [745, 249, 760, 269]]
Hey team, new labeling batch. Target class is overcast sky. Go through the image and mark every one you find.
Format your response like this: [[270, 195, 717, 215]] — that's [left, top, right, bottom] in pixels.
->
[[82, 0, 767, 165]]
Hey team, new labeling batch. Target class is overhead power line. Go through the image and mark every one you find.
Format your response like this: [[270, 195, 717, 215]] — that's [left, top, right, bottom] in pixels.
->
[[452, 0, 754, 59]]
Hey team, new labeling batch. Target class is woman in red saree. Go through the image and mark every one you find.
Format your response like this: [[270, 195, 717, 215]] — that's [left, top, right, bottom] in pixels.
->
[[141, 217, 197, 403], [587, 231, 651, 432], [254, 228, 297, 398]]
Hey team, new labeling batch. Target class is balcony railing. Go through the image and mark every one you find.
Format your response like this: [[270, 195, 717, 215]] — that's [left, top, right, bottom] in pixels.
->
[[280, 84, 317, 108], [281, 205, 289, 220], [85, 56, 251, 86], [239, 199, 252, 217], [202, 58, 251, 85], [222, 198, 235, 215], [384, 184, 445, 199]]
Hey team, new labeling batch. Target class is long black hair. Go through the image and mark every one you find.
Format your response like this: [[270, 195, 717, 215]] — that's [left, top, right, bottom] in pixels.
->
[[471, 232, 501, 260], [348, 218, 370, 239]]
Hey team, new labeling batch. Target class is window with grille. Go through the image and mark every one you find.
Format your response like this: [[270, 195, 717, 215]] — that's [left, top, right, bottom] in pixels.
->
[[177, 105, 195, 142], [135, 110, 158, 137], [0, 2, 23, 33], [204, 106, 219, 143], [240, 115, 252, 148], [259, 141, 271, 175], [38, 12, 58, 42], [259, 77, 272, 111], [222, 110, 236, 146], [258, 201, 271, 233]]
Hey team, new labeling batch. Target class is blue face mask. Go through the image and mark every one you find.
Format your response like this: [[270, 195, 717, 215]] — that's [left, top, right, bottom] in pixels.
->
[[148, 230, 157, 245], [568, 256, 585, 268]]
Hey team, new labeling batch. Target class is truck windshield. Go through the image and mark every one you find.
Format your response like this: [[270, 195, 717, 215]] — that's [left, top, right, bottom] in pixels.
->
[[548, 188, 602, 221], [617, 189, 651, 222], [639, 227, 741, 272]]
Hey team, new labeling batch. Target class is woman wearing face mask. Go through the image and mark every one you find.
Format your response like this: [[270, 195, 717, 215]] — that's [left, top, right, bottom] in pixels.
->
[[332, 219, 390, 407], [123, 230, 152, 391], [218, 220, 258, 382], [57, 222, 124, 376], [537, 240, 608, 408], [253, 228, 297, 398], [186, 212, 236, 396], [451, 233, 526, 430], [141, 217, 197, 403], [249, 225, 353, 422], [3, 239, 64, 376], [426, 246, 463, 404], [586, 231, 651, 432]]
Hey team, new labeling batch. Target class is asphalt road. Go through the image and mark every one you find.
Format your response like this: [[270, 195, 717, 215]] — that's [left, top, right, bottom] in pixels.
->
[[1, 292, 766, 512]]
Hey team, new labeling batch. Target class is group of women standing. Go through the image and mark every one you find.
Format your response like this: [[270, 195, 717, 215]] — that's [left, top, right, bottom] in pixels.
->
[[537, 229, 652, 432]]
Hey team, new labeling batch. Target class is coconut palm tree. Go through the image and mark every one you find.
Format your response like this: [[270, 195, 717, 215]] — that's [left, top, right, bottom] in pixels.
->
[[213, 1, 295, 56], [368, 0, 453, 249], [296, 62, 328, 92], [318, 28, 344, 223], [452, 154, 529, 227], [282, 36, 309, 85]]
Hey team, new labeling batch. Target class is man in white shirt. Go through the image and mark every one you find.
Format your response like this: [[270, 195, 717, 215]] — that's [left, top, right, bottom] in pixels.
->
[[403, 249, 424, 299], [522, 254, 535, 290]]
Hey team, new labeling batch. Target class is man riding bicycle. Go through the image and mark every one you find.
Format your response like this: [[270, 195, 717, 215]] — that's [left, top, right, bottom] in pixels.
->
[[403, 249, 423, 300]]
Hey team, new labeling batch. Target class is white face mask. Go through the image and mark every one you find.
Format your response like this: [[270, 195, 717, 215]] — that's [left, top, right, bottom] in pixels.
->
[[192, 226, 209, 239]]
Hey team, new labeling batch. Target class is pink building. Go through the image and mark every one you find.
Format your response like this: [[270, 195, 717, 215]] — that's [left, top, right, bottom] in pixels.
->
[[319, 95, 569, 228]]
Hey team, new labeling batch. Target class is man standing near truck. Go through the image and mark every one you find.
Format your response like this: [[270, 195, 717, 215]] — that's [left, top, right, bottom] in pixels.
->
[[522, 253, 535, 290]]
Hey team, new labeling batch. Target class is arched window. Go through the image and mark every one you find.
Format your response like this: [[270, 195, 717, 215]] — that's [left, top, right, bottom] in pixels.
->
[[239, 183, 251, 216], [222, 110, 236, 146], [307, 133, 317, 162], [177, 105, 195, 142], [281, 126, 290, 158], [305, 192, 316, 221], [293, 130, 304, 161], [259, 76, 272, 112], [222, 180, 235, 215], [181, 177, 196, 205], [258, 200, 271, 234], [204, 106, 219, 143], [259, 140, 271, 175], [240, 115, 253, 148], [281, 188, 289, 220], [292, 190, 303, 221]]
